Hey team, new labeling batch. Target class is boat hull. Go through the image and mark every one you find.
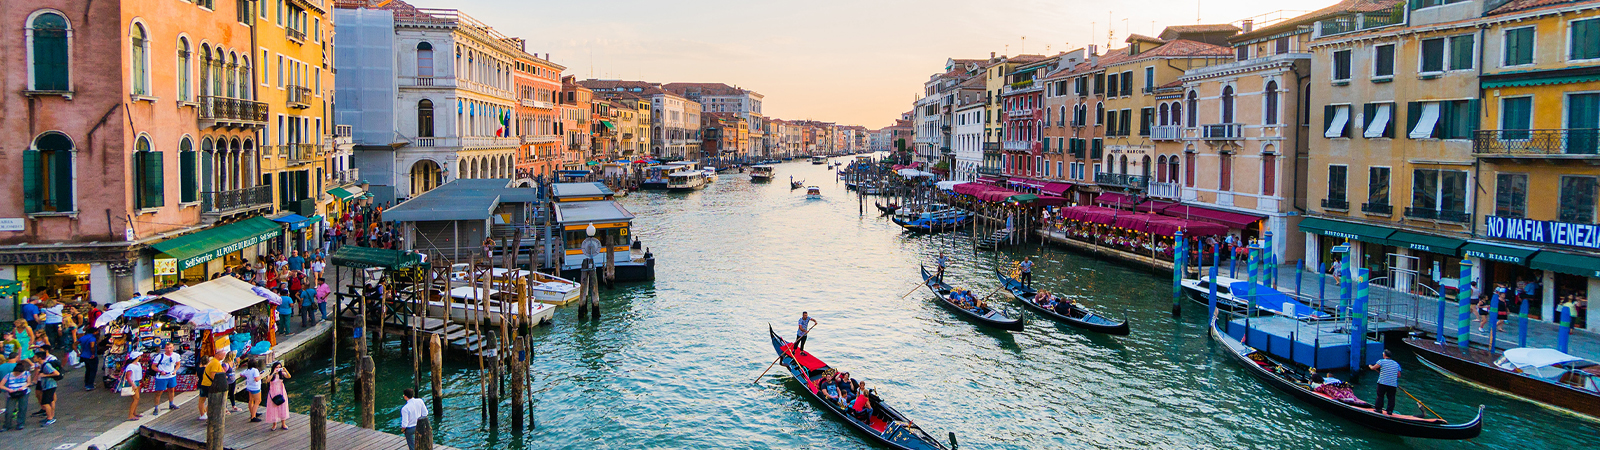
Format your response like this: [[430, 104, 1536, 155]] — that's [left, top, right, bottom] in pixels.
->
[[425, 301, 555, 328], [1406, 338, 1600, 419], [560, 258, 655, 282], [999, 270, 1128, 335], [920, 266, 1023, 331]]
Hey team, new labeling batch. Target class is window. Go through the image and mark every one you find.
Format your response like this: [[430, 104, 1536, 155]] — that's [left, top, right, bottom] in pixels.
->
[[313, 18, 320, 42], [176, 38, 193, 101], [1186, 91, 1198, 126], [1275, 37, 1290, 54], [1362, 103, 1393, 138], [1571, 18, 1600, 61], [1144, 67, 1154, 92], [1328, 165, 1348, 203], [1501, 97, 1532, 139], [130, 23, 150, 96], [1412, 169, 1468, 214], [1449, 35, 1475, 70], [1262, 154, 1276, 196], [1093, 73, 1105, 95], [1421, 38, 1445, 73], [179, 137, 197, 203], [1368, 167, 1391, 207], [1219, 153, 1233, 190], [1119, 109, 1132, 137], [417, 42, 433, 77], [1171, 101, 1182, 126], [1495, 173, 1527, 218], [1106, 73, 1119, 97], [417, 99, 435, 137], [1237, 46, 1250, 61], [277, 55, 284, 88], [1333, 50, 1352, 81], [28, 12, 70, 91], [1407, 100, 1477, 139], [1374, 44, 1395, 77], [135, 136, 164, 209], [1139, 107, 1153, 136], [1504, 27, 1535, 66], [1185, 152, 1196, 187], [1560, 176, 1598, 222], [1221, 86, 1235, 123], [1264, 81, 1280, 125], [1121, 71, 1134, 96], [22, 132, 74, 213], [1324, 104, 1350, 138], [1095, 102, 1105, 125]]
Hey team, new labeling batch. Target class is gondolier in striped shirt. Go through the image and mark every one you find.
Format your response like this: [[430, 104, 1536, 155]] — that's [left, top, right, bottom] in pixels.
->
[[796, 312, 818, 352], [1368, 350, 1402, 415], [935, 252, 948, 283], [1019, 257, 1034, 287]]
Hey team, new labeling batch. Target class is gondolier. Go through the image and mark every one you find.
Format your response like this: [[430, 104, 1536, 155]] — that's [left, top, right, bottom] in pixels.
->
[[1019, 257, 1034, 287], [935, 252, 948, 282], [796, 312, 818, 352], [1369, 350, 1402, 416]]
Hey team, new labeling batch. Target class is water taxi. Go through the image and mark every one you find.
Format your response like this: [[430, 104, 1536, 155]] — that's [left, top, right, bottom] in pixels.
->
[[551, 182, 655, 281], [811, 156, 828, 165], [641, 162, 699, 190], [750, 165, 775, 181], [444, 265, 581, 306], [806, 186, 822, 199], [701, 167, 719, 183], [667, 171, 708, 191]]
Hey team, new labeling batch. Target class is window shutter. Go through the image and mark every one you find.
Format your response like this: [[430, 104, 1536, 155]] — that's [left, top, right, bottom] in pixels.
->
[[201, 150, 214, 196], [181, 150, 197, 203], [140, 152, 165, 208], [1363, 103, 1376, 130], [1324, 105, 1335, 133], [1465, 99, 1481, 139], [1406, 102, 1421, 139], [53, 148, 73, 211], [1438, 101, 1455, 138], [22, 150, 42, 213]]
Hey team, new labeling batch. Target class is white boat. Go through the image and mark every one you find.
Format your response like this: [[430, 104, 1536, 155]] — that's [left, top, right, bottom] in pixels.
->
[[445, 265, 581, 305], [750, 165, 775, 181], [806, 186, 822, 199], [810, 156, 828, 165], [414, 286, 558, 327], [701, 167, 718, 183], [667, 171, 708, 191]]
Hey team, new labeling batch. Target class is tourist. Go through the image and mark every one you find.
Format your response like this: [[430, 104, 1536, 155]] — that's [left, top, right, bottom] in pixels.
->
[[1367, 350, 1401, 415], [151, 343, 181, 415], [311, 257, 326, 280], [851, 381, 873, 420], [77, 328, 98, 391], [21, 295, 42, 331], [820, 373, 841, 404], [122, 351, 145, 421], [30, 352, 59, 427], [2, 360, 32, 430], [400, 388, 428, 450], [278, 288, 296, 334], [12, 320, 35, 361], [1019, 257, 1034, 287], [300, 281, 318, 328], [239, 360, 263, 422], [796, 312, 818, 352], [288, 251, 306, 277], [316, 278, 331, 320], [197, 350, 226, 420], [482, 237, 496, 258], [262, 361, 292, 431], [42, 300, 64, 355], [0, 331, 17, 361]]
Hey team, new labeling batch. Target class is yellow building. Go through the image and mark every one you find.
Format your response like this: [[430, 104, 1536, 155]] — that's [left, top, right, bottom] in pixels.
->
[[1096, 29, 1234, 198], [982, 54, 1042, 174], [256, 0, 341, 251]]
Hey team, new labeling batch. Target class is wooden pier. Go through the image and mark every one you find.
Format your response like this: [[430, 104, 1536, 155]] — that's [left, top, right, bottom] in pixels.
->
[[138, 401, 459, 450]]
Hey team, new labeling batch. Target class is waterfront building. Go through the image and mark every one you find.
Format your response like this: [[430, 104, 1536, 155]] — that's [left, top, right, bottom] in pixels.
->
[[1041, 46, 1109, 204], [980, 54, 1042, 176], [260, 0, 338, 252], [1002, 52, 1085, 180], [2, 0, 270, 300], [559, 76, 593, 170], [914, 59, 990, 167], [662, 82, 763, 156], [954, 80, 990, 181], [1175, 17, 1314, 263], [575, 80, 698, 160], [335, 1, 521, 201], [513, 50, 564, 181]]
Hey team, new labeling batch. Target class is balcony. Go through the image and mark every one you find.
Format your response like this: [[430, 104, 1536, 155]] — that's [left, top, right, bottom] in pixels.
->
[[1316, 3, 1405, 38], [402, 76, 456, 88], [201, 186, 273, 218], [1002, 140, 1032, 152], [1151, 125, 1182, 141], [332, 124, 353, 145], [1473, 129, 1600, 160], [286, 86, 311, 109], [1148, 181, 1181, 199], [521, 135, 561, 145], [286, 27, 306, 42], [328, 168, 361, 186], [1361, 202, 1393, 215], [1095, 173, 1148, 189], [285, 143, 319, 166], [1201, 123, 1243, 140], [197, 96, 268, 128], [520, 98, 554, 109], [1321, 198, 1350, 211], [977, 167, 1003, 176], [1405, 207, 1471, 224]]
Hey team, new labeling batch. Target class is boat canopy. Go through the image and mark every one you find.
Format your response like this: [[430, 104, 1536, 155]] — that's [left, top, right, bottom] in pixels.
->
[[1497, 348, 1586, 373], [935, 180, 966, 190], [897, 168, 936, 178]]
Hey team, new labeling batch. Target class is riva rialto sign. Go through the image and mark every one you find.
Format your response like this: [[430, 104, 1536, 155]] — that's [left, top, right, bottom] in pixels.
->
[[1484, 215, 1600, 250]]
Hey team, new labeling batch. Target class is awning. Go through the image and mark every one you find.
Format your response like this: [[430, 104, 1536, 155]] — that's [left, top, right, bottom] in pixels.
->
[[601, 121, 617, 130], [1095, 192, 1138, 209], [976, 176, 1007, 185], [1297, 217, 1396, 243], [330, 246, 426, 270], [152, 217, 283, 271], [1012, 179, 1047, 189], [1037, 195, 1068, 207], [1529, 250, 1600, 277], [1008, 194, 1039, 203], [1410, 102, 1441, 139], [935, 180, 967, 190], [1325, 105, 1349, 138], [158, 277, 269, 314], [1135, 200, 1177, 213], [1059, 206, 1121, 222], [1364, 104, 1391, 138], [1040, 182, 1074, 196], [273, 214, 309, 224], [1462, 240, 1541, 265], [1383, 231, 1466, 256], [1160, 204, 1265, 228], [952, 183, 1023, 202], [0, 279, 20, 297], [1483, 73, 1600, 89], [328, 186, 367, 200]]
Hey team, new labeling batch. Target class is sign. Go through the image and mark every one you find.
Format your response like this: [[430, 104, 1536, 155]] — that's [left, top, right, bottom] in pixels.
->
[[177, 227, 281, 271], [0, 218, 23, 232], [1465, 248, 1525, 264], [0, 251, 126, 265], [153, 258, 178, 276], [1484, 215, 1600, 251]]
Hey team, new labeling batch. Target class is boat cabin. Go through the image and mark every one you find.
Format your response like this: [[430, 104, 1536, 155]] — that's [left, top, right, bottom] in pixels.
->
[[551, 182, 617, 203], [384, 179, 542, 260]]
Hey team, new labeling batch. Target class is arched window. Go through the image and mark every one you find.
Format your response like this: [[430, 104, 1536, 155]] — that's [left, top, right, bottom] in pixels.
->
[[22, 132, 74, 213], [1142, 155, 1152, 180], [29, 12, 71, 91], [177, 38, 192, 101], [1095, 102, 1105, 125], [1186, 91, 1198, 127], [1157, 155, 1168, 182], [1264, 81, 1280, 125], [238, 57, 250, 100], [210, 48, 224, 98], [180, 137, 198, 203], [1168, 155, 1180, 186], [201, 137, 217, 194], [134, 136, 163, 209], [1221, 86, 1236, 124], [1158, 103, 1169, 127], [418, 99, 435, 137], [1118, 155, 1128, 175], [1170, 102, 1182, 126], [226, 53, 238, 98], [200, 46, 213, 97], [130, 23, 150, 95], [417, 42, 434, 77]]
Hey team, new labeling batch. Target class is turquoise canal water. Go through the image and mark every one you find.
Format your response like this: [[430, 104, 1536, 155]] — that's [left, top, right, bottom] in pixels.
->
[[285, 161, 1600, 449]]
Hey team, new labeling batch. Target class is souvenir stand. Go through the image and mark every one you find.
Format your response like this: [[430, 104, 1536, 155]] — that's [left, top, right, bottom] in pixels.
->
[[94, 276, 277, 391]]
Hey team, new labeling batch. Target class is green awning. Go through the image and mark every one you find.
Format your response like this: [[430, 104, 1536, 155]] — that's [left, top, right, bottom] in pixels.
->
[[1482, 74, 1600, 89], [601, 121, 617, 130], [1297, 217, 1396, 243], [1383, 231, 1466, 256], [1462, 241, 1541, 265], [0, 279, 20, 297], [327, 187, 355, 200], [1007, 194, 1039, 203], [152, 217, 283, 271], [330, 246, 424, 270], [1529, 251, 1600, 278]]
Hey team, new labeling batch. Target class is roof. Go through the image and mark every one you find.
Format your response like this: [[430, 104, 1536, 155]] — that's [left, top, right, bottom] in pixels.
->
[[553, 200, 636, 225], [1160, 24, 1242, 39], [1139, 39, 1233, 58], [152, 217, 283, 271], [330, 246, 425, 270], [661, 82, 756, 98], [1489, 0, 1594, 15], [550, 182, 614, 199], [1248, 0, 1403, 42], [385, 179, 541, 222], [1126, 33, 1168, 45]]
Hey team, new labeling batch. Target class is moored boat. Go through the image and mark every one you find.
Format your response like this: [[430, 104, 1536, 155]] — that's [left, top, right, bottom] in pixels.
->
[[997, 269, 1128, 335], [1211, 317, 1485, 439], [666, 171, 708, 191], [1406, 338, 1600, 419], [766, 325, 954, 450], [811, 156, 828, 164], [919, 266, 1023, 331], [875, 202, 899, 215], [892, 208, 971, 233], [1180, 275, 1328, 319]]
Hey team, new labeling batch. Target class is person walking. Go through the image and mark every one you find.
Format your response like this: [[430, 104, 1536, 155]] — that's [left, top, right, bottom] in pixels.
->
[[287, 250, 306, 277], [30, 352, 59, 427], [400, 388, 428, 449], [315, 278, 331, 321], [238, 360, 263, 422], [41, 300, 64, 356], [122, 351, 145, 421], [299, 282, 318, 328], [1, 360, 31, 430], [277, 289, 296, 334], [197, 350, 226, 420], [77, 327, 98, 390], [1368, 350, 1402, 415], [261, 361, 292, 430], [150, 343, 181, 415], [796, 312, 819, 353], [1019, 257, 1035, 287]]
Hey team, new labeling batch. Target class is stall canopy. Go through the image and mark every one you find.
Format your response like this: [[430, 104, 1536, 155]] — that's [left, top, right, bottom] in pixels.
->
[[1039, 182, 1074, 196], [1529, 251, 1600, 278], [159, 277, 269, 314], [1297, 217, 1396, 243], [152, 217, 283, 272], [327, 186, 369, 200], [1111, 213, 1228, 236], [331, 246, 426, 270], [1036, 195, 1067, 207], [274, 213, 323, 231], [935, 180, 967, 191], [1059, 206, 1121, 222], [976, 176, 1006, 185], [952, 183, 1024, 202], [1095, 192, 1138, 209], [1135, 200, 1177, 213], [896, 168, 937, 178], [1159, 204, 1265, 229]]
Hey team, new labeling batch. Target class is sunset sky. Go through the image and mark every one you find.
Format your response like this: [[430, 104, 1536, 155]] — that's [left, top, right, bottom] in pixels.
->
[[445, 0, 1336, 129]]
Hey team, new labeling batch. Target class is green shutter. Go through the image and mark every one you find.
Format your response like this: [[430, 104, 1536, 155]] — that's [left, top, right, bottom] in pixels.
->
[[181, 150, 197, 203], [1464, 99, 1481, 140], [31, 15, 68, 91], [141, 152, 165, 208], [1362, 103, 1375, 131], [1451, 35, 1475, 70], [22, 150, 42, 213], [278, 172, 289, 210], [1575, 20, 1600, 60], [53, 148, 72, 211], [1406, 102, 1421, 139]]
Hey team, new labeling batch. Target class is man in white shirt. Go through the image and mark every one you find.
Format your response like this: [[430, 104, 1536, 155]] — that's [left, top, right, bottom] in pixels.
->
[[400, 388, 429, 449], [151, 343, 180, 414]]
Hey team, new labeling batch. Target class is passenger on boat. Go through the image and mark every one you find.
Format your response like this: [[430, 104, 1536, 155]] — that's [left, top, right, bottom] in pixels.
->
[[1035, 291, 1057, 309], [1053, 296, 1075, 314], [820, 373, 842, 403], [851, 382, 874, 421]]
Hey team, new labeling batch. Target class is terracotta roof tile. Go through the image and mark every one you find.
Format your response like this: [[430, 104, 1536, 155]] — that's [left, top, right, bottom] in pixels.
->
[[1126, 33, 1168, 44], [1488, 0, 1593, 15], [1139, 39, 1234, 58], [1161, 24, 1242, 37]]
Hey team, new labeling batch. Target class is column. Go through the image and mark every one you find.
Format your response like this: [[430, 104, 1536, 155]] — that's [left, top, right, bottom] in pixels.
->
[[1304, 232, 1319, 271], [1589, 277, 1600, 331], [89, 263, 114, 305], [1394, 248, 1414, 291], [1543, 270, 1557, 323]]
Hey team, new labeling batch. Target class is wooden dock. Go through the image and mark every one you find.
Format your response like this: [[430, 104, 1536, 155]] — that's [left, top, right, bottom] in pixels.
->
[[138, 401, 459, 450]]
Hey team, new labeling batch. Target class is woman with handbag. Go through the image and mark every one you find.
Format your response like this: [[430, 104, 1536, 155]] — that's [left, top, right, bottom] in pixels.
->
[[261, 361, 292, 430], [121, 351, 145, 421]]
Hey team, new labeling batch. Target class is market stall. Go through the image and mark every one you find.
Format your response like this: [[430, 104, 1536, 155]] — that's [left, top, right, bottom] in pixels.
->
[[94, 276, 278, 391]]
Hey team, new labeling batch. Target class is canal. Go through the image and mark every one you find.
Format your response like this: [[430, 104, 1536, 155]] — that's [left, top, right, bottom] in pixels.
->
[[286, 160, 1600, 449]]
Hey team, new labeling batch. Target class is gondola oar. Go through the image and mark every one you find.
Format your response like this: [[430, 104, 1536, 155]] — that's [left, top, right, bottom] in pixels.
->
[[1400, 386, 1443, 420], [753, 356, 782, 384]]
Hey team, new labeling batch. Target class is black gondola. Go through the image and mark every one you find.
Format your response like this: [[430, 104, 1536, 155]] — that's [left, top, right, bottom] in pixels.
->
[[996, 269, 1129, 335], [766, 325, 953, 450], [875, 202, 899, 215], [919, 266, 1024, 331], [1209, 316, 1485, 439]]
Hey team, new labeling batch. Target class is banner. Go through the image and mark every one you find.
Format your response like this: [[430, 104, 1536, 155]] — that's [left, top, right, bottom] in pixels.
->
[[1484, 215, 1600, 251]]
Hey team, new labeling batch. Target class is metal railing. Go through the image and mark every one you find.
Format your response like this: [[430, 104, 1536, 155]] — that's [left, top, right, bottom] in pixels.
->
[[1201, 123, 1243, 140], [328, 168, 360, 186], [287, 86, 311, 108], [1318, 3, 1405, 37], [1321, 198, 1349, 210], [286, 27, 306, 42], [1095, 172, 1148, 189], [1474, 129, 1600, 157], [201, 186, 272, 213], [1148, 181, 1181, 199], [1151, 125, 1182, 141], [464, 136, 519, 149], [1361, 202, 1393, 215], [1405, 207, 1471, 223], [286, 143, 319, 165], [403, 76, 456, 88], [1002, 140, 1032, 151], [197, 96, 268, 124]]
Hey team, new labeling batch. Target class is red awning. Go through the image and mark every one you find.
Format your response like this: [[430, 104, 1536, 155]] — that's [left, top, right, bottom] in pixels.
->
[[1040, 182, 1074, 196], [1037, 195, 1068, 207], [1095, 192, 1138, 209], [976, 176, 1007, 185], [1058, 205, 1119, 221], [1077, 208, 1126, 225], [1159, 204, 1266, 229], [1146, 217, 1229, 237], [1135, 200, 1177, 213], [1012, 179, 1047, 188], [952, 182, 1023, 202]]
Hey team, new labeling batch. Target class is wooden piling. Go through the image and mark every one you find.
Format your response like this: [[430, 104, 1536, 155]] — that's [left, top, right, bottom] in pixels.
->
[[487, 359, 500, 432], [430, 332, 443, 421], [205, 372, 226, 450], [360, 355, 376, 429], [416, 416, 435, 450], [310, 395, 327, 450]]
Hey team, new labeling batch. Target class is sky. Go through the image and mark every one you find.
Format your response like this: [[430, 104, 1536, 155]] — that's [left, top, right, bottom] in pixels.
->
[[438, 0, 1337, 129]]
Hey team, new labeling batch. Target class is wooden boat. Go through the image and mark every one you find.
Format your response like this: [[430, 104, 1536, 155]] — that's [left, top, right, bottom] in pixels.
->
[[407, 285, 558, 327], [444, 265, 580, 305], [996, 269, 1128, 335], [875, 202, 899, 215], [893, 210, 971, 233], [766, 325, 954, 450], [1405, 338, 1600, 419], [1210, 317, 1485, 439], [919, 266, 1024, 331], [790, 177, 805, 189], [806, 186, 822, 199]]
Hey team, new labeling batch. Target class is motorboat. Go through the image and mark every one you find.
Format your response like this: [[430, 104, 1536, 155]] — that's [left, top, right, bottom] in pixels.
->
[[1407, 340, 1600, 418], [702, 167, 719, 183], [444, 265, 580, 306], [750, 165, 775, 181], [811, 156, 828, 165], [667, 171, 708, 191], [1180, 274, 1329, 319], [806, 186, 822, 199]]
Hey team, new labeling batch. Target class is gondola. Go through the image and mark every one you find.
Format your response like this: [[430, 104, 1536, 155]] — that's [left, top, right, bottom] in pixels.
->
[[766, 326, 956, 450], [919, 266, 1024, 331], [996, 269, 1128, 335], [875, 202, 899, 215], [1209, 316, 1485, 439]]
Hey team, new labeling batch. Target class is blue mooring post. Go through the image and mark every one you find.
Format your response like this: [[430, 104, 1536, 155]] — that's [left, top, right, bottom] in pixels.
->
[[1317, 262, 1326, 310], [1489, 293, 1502, 353], [1295, 260, 1304, 297], [1435, 284, 1448, 345], [1208, 245, 1220, 318], [1247, 245, 1261, 317], [1559, 306, 1573, 354], [1351, 269, 1370, 372], [1339, 250, 1352, 317], [1173, 231, 1185, 315], [1229, 249, 1238, 278], [1264, 231, 1275, 289], [1457, 260, 1474, 354], [1518, 295, 1531, 348]]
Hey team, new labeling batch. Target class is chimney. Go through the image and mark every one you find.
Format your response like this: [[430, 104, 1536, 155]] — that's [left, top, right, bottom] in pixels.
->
[[1241, 19, 1254, 33], [544, 53, 550, 60], [991, 51, 996, 59]]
